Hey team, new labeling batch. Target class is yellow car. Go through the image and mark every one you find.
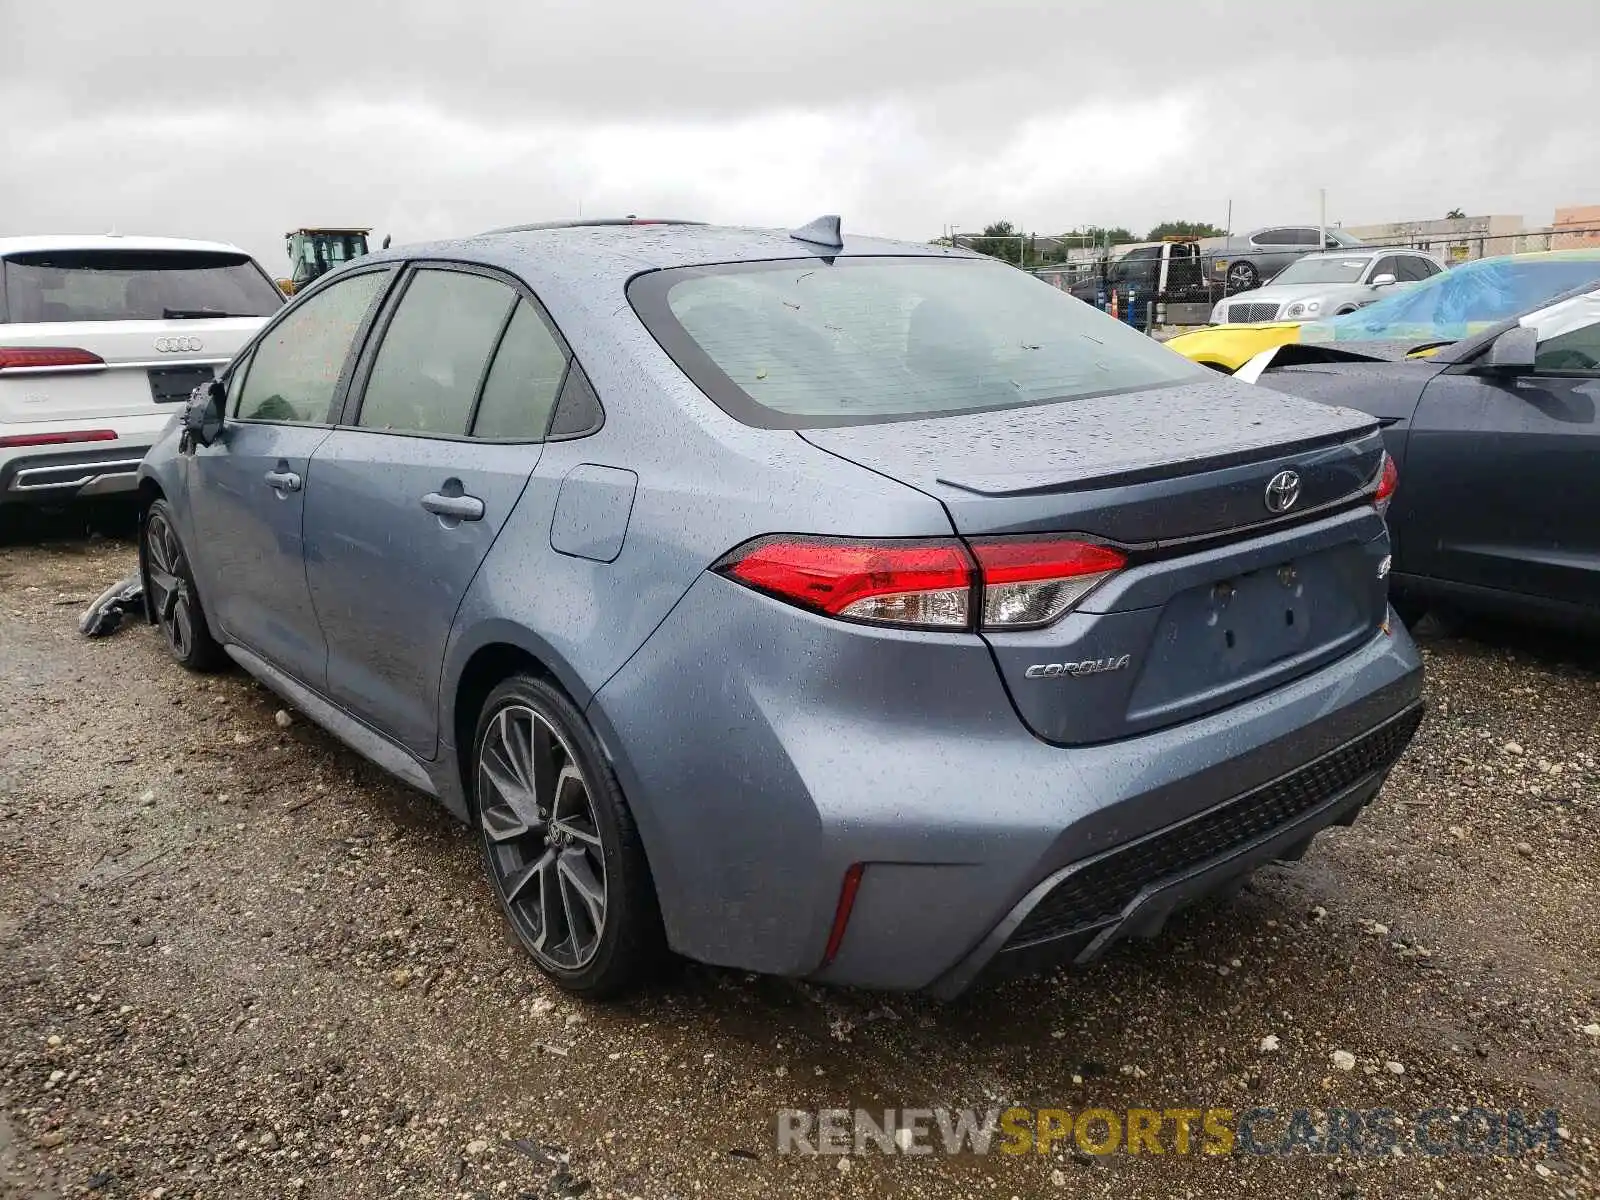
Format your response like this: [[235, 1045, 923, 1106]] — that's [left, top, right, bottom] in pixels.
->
[[1164, 249, 1600, 373], [1164, 321, 1302, 372]]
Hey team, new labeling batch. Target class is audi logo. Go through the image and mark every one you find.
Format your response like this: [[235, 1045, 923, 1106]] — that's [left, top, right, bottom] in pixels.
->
[[154, 336, 203, 353]]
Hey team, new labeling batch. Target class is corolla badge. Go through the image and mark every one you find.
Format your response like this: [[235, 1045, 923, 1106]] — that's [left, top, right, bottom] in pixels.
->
[[1264, 469, 1302, 514], [1024, 655, 1132, 680]]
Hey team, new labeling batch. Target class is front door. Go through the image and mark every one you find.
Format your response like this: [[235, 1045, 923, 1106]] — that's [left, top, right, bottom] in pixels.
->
[[188, 267, 392, 684], [1401, 289, 1600, 612], [303, 265, 570, 757]]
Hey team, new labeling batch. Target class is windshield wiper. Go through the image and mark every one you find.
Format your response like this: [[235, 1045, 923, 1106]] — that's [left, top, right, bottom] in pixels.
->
[[162, 307, 255, 319]]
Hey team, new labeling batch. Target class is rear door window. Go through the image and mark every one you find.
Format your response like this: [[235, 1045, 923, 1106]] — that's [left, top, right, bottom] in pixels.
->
[[236, 270, 388, 424], [471, 300, 570, 440], [1398, 256, 1440, 281], [2, 250, 283, 323], [356, 269, 516, 437]]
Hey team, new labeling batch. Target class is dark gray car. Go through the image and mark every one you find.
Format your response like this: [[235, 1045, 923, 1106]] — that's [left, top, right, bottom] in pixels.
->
[[1240, 263, 1600, 630], [134, 218, 1422, 998], [1208, 226, 1367, 293]]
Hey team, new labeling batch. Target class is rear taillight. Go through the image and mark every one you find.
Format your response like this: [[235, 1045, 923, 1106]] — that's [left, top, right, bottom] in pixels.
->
[[715, 534, 1126, 632], [968, 537, 1127, 629], [0, 347, 106, 371], [716, 536, 973, 629], [1373, 452, 1398, 514], [0, 429, 118, 448]]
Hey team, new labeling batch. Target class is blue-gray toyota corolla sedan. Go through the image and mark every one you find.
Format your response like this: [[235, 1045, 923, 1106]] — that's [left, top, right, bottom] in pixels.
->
[[134, 217, 1423, 998]]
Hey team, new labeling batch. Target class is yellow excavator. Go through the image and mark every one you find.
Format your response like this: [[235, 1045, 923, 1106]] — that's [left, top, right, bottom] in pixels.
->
[[278, 227, 388, 295]]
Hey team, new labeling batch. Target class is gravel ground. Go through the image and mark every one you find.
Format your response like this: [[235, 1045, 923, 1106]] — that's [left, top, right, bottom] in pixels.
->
[[1, 514, 1597, 1200]]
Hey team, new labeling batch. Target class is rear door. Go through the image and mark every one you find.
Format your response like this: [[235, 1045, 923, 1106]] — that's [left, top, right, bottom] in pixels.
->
[[303, 263, 568, 758], [1400, 290, 1600, 611], [0, 247, 281, 424], [188, 267, 393, 685]]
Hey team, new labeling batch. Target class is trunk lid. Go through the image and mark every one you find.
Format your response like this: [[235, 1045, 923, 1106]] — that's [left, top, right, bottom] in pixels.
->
[[799, 378, 1380, 541], [0, 318, 263, 423], [801, 380, 1391, 745]]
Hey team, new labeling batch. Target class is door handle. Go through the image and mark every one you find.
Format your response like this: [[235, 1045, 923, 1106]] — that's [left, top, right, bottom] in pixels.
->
[[421, 491, 485, 522], [264, 468, 302, 492]]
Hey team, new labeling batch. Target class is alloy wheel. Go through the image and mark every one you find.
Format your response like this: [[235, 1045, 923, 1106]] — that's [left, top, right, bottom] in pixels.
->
[[478, 704, 608, 971], [144, 511, 195, 659]]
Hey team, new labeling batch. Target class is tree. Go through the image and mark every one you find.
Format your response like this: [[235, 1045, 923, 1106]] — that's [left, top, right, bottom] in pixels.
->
[[1146, 219, 1226, 241], [1445, 208, 1466, 220], [967, 220, 1022, 265]]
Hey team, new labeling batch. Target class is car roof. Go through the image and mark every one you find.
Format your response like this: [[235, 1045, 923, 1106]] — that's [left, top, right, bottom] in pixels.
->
[[360, 221, 978, 292], [0, 233, 256, 258]]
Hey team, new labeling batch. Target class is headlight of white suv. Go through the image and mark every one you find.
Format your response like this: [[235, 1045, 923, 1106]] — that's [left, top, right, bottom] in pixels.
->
[[1283, 299, 1323, 319]]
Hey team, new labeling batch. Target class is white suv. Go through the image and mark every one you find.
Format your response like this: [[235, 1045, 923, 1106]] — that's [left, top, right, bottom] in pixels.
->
[[0, 235, 282, 506]]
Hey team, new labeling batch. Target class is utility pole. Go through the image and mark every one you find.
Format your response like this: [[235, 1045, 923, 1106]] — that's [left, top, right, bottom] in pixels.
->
[[1318, 188, 1327, 247]]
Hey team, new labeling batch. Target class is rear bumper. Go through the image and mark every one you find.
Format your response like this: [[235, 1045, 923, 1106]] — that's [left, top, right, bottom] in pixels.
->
[[930, 702, 1421, 997], [590, 572, 1425, 994], [0, 443, 149, 501], [0, 414, 169, 505]]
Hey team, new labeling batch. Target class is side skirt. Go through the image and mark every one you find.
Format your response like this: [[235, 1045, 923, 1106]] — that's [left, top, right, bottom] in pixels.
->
[[222, 643, 439, 799]]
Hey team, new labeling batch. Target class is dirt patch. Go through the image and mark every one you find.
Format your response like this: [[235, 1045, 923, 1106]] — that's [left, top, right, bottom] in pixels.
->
[[1, 529, 1596, 1199]]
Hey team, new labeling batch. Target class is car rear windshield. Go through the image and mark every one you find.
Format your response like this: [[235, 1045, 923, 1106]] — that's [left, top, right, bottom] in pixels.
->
[[630, 256, 1208, 428], [1273, 257, 1372, 285], [2, 249, 284, 324]]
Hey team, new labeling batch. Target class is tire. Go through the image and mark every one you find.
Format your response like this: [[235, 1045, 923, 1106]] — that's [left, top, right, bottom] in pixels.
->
[[141, 499, 225, 672], [471, 673, 666, 997], [1227, 261, 1259, 292]]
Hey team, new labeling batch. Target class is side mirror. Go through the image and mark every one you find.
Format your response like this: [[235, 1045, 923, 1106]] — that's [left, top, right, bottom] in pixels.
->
[[1369, 273, 1397, 288], [181, 379, 225, 449], [1480, 326, 1538, 373]]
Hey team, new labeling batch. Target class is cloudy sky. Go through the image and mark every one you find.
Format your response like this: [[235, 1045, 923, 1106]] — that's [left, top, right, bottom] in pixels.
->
[[3, 0, 1596, 269]]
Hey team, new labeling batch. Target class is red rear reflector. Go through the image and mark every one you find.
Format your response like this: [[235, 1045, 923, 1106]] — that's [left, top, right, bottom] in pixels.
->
[[1373, 452, 1399, 511], [0, 347, 106, 371], [969, 537, 1127, 629], [716, 536, 973, 629], [821, 863, 865, 967], [0, 429, 118, 448]]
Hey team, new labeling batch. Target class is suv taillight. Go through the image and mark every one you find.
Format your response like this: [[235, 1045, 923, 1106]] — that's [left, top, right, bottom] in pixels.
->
[[0, 347, 106, 371], [715, 535, 1126, 632], [1373, 452, 1398, 514]]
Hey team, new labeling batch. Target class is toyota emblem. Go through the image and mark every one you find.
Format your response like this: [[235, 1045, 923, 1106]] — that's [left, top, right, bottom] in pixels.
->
[[1264, 469, 1302, 514], [155, 336, 203, 353]]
